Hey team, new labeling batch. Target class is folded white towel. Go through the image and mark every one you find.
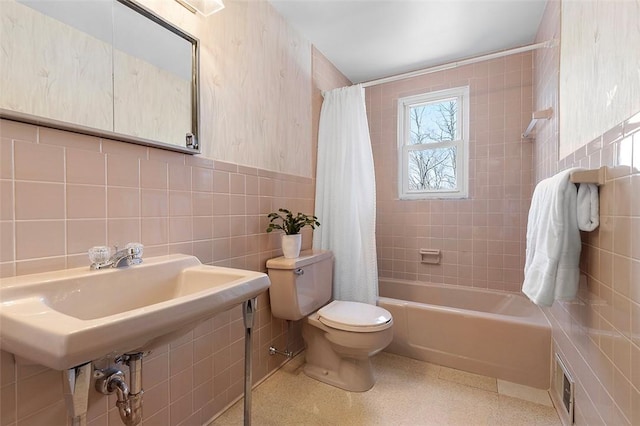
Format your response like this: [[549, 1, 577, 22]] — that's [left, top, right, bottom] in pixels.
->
[[577, 183, 599, 231], [522, 168, 582, 307]]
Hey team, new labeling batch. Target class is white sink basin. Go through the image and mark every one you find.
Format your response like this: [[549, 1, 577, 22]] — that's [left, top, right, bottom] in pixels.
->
[[0, 254, 270, 370]]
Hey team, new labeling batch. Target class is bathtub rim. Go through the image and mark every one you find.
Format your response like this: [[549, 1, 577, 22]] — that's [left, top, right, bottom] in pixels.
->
[[377, 277, 551, 328]]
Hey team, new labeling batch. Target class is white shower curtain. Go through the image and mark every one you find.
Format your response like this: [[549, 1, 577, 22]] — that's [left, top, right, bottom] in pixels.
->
[[313, 84, 378, 305]]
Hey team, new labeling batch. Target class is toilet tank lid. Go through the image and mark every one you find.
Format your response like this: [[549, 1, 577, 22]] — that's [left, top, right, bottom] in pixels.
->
[[318, 300, 393, 332], [266, 249, 333, 270]]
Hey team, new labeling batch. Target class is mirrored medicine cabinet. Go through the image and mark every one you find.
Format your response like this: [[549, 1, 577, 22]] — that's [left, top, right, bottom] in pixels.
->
[[0, 0, 201, 153]]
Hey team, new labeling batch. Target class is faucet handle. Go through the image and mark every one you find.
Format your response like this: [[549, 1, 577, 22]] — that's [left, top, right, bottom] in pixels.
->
[[89, 246, 111, 264], [125, 242, 144, 257]]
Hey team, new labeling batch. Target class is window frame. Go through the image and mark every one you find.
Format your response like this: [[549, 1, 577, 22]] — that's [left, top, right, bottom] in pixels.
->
[[397, 86, 470, 200]]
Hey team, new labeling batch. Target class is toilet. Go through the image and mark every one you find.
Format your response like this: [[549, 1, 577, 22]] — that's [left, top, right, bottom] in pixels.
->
[[266, 249, 393, 392]]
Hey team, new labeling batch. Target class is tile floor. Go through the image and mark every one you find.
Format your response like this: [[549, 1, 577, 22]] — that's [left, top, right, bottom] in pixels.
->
[[211, 352, 561, 425]]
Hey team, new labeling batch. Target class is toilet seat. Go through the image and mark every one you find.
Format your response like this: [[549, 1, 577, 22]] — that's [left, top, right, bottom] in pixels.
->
[[317, 300, 392, 332]]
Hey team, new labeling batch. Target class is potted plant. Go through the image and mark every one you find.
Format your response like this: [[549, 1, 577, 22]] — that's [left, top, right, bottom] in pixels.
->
[[266, 208, 320, 258]]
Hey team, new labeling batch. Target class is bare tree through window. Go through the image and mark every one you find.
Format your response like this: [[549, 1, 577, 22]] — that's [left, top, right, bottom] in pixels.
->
[[407, 99, 458, 190]]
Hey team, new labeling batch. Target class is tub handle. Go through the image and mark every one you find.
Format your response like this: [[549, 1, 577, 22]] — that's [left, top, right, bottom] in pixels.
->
[[294, 268, 304, 276]]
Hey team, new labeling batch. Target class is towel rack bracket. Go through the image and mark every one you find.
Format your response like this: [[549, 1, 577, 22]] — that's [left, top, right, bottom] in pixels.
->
[[569, 167, 606, 186], [522, 107, 553, 139]]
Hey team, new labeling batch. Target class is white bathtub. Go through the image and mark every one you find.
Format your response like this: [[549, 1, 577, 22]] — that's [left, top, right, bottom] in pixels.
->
[[378, 278, 552, 389]]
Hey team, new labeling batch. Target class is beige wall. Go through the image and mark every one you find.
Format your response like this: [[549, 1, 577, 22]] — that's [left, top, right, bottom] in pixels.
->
[[534, 0, 640, 424], [559, 0, 640, 158], [367, 52, 533, 292], [0, 2, 349, 425], [311, 46, 353, 179], [199, 1, 313, 177]]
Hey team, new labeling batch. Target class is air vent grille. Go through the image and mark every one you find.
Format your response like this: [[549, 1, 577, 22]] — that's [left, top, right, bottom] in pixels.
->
[[552, 353, 575, 425]]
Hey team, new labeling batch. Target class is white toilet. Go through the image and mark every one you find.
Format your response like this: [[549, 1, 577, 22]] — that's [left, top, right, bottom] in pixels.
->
[[266, 249, 393, 392]]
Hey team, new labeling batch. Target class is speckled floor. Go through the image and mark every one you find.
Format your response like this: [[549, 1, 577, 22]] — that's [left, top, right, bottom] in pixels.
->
[[211, 352, 561, 425]]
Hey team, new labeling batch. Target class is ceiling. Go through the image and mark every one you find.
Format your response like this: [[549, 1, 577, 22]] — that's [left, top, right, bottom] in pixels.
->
[[268, 0, 548, 84]]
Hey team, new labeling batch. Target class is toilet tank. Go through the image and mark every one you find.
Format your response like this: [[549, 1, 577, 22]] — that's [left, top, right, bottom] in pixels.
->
[[266, 249, 333, 321]]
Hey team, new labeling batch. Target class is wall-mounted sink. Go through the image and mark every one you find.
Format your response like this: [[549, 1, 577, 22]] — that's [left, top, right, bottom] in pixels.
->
[[0, 254, 270, 370]]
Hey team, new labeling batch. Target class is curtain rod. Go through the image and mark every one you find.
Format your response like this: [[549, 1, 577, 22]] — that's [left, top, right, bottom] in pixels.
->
[[360, 39, 557, 88]]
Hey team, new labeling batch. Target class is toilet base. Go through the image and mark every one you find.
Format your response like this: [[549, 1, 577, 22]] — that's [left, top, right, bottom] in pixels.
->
[[302, 314, 392, 392], [303, 358, 375, 392]]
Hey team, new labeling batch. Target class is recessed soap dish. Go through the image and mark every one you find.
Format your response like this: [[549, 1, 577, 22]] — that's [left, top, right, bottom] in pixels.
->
[[420, 249, 441, 264]]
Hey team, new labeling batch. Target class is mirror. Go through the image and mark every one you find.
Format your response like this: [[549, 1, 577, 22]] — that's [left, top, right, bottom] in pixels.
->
[[0, 0, 200, 153]]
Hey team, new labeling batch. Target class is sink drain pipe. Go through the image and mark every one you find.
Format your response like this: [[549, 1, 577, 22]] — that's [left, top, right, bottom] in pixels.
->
[[94, 353, 144, 426], [242, 297, 258, 426]]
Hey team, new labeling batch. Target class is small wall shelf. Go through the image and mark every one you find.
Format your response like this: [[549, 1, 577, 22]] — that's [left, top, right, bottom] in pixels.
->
[[569, 167, 606, 186], [522, 108, 553, 139]]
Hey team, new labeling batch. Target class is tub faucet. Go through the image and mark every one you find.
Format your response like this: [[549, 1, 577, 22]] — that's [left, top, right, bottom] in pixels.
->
[[89, 243, 144, 270]]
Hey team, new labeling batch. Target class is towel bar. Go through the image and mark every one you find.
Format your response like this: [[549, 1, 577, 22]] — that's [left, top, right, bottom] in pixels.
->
[[569, 167, 606, 186], [522, 108, 553, 139]]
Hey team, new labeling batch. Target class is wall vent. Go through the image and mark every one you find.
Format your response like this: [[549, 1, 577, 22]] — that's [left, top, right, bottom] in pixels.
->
[[552, 353, 575, 425]]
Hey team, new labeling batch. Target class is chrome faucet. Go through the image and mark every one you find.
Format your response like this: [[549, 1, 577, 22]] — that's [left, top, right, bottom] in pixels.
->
[[89, 243, 144, 270]]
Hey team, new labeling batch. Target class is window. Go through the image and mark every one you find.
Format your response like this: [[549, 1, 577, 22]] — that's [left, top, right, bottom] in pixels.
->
[[397, 86, 469, 199]]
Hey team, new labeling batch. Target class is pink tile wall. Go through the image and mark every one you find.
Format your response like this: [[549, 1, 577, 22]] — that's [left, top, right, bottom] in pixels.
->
[[366, 52, 533, 292], [534, 1, 640, 424], [0, 119, 313, 425]]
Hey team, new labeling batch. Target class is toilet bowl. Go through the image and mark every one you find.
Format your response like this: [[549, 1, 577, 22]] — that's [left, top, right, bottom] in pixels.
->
[[303, 300, 393, 391], [266, 250, 394, 392]]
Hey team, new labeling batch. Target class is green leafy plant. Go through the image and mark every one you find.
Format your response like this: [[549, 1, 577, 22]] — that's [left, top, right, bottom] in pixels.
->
[[266, 208, 320, 235]]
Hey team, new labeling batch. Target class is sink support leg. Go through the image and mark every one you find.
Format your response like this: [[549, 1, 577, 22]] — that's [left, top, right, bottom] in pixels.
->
[[62, 362, 92, 426], [242, 297, 258, 426]]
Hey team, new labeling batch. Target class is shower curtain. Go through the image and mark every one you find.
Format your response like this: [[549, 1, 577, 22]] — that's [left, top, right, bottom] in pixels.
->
[[313, 84, 378, 305]]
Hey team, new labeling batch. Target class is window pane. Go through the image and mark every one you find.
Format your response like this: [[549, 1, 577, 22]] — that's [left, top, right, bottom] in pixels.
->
[[408, 98, 457, 145], [408, 147, 457, 190]]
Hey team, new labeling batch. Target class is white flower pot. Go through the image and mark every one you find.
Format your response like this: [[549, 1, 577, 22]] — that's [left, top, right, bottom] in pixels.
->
[[281, 234, 302, 259]]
